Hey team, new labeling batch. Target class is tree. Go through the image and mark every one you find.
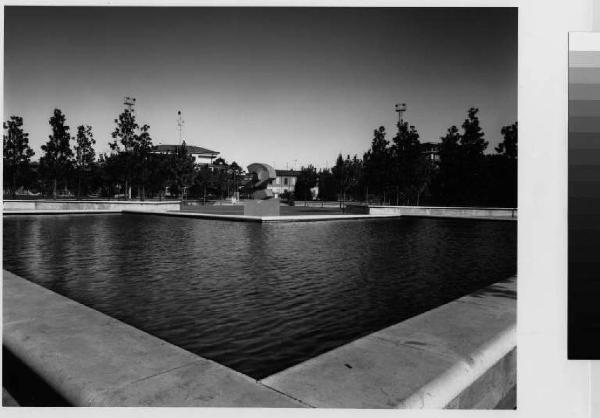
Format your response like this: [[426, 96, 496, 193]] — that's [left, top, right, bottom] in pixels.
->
[[496, 122, 518, 159], [40, 109, 74, 198], [229, 161, 244, 198], [3, 116, 35, 198], [317, 168, 337, 201], [461, 108, 488, 156], [391, 121, 426, 205], [110, 109, 138, 152], [332, 154, 362, 202], [487, 121, 518, 207], [294, 165, 318, 201], [458, 108, 488, 205], [363, 126, 390, 202], [433, 125, 462, 205], [134, 124, 154, 200], [167, 141, 196, 200], [110, 104, 154, 199], [74, 125, 96, 198]]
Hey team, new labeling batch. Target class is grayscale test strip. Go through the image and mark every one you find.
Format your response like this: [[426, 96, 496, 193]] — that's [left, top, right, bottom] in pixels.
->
[[569, 33, 600, 359]]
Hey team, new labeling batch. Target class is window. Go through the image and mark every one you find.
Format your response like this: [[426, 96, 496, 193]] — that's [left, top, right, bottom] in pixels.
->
[[284, 178, 289, 186]]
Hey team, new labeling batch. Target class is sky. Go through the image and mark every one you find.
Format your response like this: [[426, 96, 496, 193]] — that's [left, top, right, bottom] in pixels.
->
[[4, 7, 517, 170]]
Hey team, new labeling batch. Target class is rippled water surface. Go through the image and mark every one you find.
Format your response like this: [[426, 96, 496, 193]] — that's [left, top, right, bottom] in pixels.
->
[[3, 214, 516, 378]]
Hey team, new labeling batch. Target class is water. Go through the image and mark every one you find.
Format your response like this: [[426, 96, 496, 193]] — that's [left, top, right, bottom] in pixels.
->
[[3, 214, 516, 379]]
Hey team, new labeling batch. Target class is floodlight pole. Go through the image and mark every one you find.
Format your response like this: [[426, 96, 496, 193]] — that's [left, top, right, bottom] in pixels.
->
[[177, 110, 185, 145], [124, 97, 136, 113], [395, 103, 407, 125]]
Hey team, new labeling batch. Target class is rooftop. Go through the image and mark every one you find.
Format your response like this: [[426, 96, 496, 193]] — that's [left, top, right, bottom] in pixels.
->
[[153, 144, 220, 156], [276, 170, 302, 177]]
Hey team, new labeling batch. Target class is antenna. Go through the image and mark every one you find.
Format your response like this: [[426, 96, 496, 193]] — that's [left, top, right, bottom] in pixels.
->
[[395, 103, 407, 124], [177, 110, 185, 145], [124, 97, 136, 113]]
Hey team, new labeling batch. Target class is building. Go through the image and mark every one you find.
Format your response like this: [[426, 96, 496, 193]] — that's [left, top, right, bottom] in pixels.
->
[[271, 169, 300, 196], [421, 142, 440, 162], [152, 143, 220, 165]]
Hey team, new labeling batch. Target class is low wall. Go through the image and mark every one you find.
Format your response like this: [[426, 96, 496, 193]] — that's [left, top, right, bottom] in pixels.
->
[[3, 200, 181, 212], [3, 270, 515, 408], [243, 199, 281, 216], [292, 201, 344, 208], [346, 204, 517, 220]]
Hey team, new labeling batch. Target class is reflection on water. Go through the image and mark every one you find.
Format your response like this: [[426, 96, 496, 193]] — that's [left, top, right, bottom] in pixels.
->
[[3, 214, 516, 379]]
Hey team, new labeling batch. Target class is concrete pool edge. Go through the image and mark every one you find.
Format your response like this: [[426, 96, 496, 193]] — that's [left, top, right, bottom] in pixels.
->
[[3, 200, 181, 212], [346, 204, 517, 221], [2, 271, 307, 407], [3, 202, 517, 222], [260, 277, 517, 409], [3, 270, 516, 408], [121, 209, 402, 222]]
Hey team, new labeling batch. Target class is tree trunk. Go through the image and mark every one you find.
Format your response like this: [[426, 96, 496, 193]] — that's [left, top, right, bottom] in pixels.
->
[[53, 178, 57, 200], [77, 170, 81, 200], [12, 172, 17, 200]]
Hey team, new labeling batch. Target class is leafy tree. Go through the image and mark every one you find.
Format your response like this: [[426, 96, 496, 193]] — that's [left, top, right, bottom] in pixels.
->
[[109, 104, 154, 199], [40, 109, 74, 198], [433, 125, 462, 205], [391, 121, 426, 205], [317, 168, 337, 201], [110, 109, 138, 152], [332, 154, 362, 202], [496, 122, 518, 159], [228, 161, 244, 197], [362, 126, 390, 201], [213, 157, 227, 166], [74, 125, 96, 198], [460, 108, 488, 156], [294, 165, 318, 201], [166, 141, 196, 199], [134, 124, 154, 200], [458, 108, 488, 204], [3, 116, 35, 198], [487, 121, 518, 207]]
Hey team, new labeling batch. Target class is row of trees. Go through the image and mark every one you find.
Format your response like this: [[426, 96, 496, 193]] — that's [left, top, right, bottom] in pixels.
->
[[4, 106, 517, 207], [292, 108, 517, 207], [3, 107, 245, 200]]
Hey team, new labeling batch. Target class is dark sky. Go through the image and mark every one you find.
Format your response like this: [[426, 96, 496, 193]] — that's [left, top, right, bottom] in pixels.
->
[[4, 7, 517, 169]]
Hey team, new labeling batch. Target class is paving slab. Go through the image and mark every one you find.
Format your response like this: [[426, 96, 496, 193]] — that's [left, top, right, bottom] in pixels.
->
[[261, 334, 454, 408], [93, 361, 309, 407], [3, 271, 303, 407]]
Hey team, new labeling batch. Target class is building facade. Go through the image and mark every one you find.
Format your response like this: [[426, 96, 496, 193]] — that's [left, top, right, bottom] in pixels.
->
[[152, 144, 220, 165], [271, 169, 300, 197]]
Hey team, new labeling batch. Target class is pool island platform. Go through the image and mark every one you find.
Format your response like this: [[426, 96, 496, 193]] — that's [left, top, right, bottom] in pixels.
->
[[3, 200, 517, 222], [3, 270, 516, 408]]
